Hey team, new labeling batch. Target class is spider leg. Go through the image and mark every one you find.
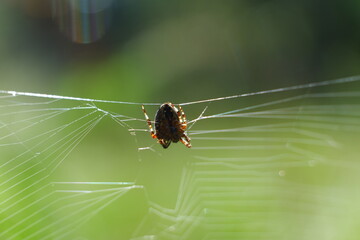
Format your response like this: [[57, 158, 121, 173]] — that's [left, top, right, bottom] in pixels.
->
[[182, 133, 191, 144], [180, 137, 192, 148], [180, 133, 191, 148], [141, 105, 156, 139], [178, 105, 187, 130], [170, 103, 183, 124]]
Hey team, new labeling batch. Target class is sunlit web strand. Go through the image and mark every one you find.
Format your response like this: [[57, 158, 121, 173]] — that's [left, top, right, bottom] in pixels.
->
[[1, 75, 359, 107], [179, 75, 360, 105], [0, 90, 161, 106]]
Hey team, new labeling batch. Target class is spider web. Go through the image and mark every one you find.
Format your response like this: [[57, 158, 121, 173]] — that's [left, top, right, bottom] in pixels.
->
[[1, 75, 360, 240]]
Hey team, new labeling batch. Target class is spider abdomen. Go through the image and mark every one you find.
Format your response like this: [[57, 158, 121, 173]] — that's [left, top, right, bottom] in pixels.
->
[[142, 102, 191, 149], [155, 103, 183, 144]]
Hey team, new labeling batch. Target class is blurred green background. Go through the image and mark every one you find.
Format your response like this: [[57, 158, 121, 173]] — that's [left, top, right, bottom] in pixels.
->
[[1, 0, 359, 100], [0, 1, 360, 240]]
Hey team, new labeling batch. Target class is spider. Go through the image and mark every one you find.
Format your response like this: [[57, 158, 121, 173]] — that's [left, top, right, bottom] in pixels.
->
[[142, 103, 191, 149]]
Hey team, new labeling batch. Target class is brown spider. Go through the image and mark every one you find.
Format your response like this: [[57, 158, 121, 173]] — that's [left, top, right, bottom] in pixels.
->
[[142, 103, 191, 149]]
